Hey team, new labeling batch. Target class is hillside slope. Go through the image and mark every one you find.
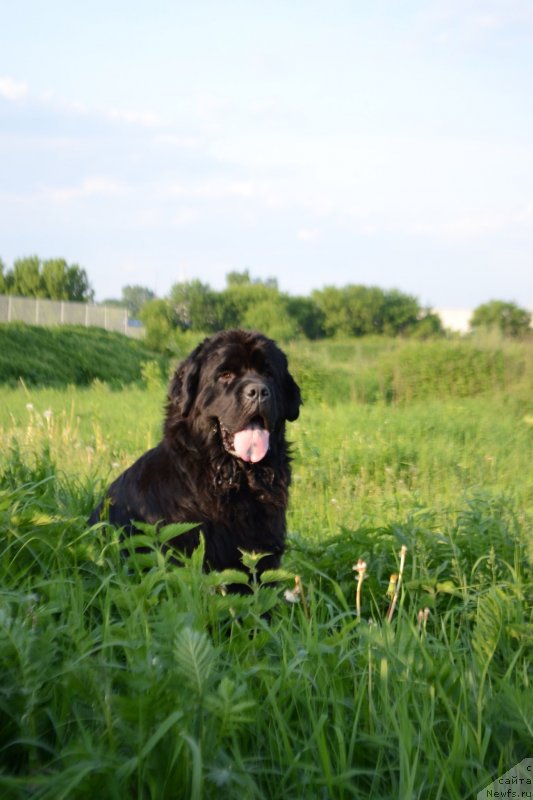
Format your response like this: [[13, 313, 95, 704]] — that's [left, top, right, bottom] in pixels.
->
[[0, 323, 163, 386]]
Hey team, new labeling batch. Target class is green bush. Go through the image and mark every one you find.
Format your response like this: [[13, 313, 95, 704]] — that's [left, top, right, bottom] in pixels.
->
[[288, 338, 531, 405], [140, 299, 177, 351], [373, 341, 528, 402], [471, 300, 531, 338]]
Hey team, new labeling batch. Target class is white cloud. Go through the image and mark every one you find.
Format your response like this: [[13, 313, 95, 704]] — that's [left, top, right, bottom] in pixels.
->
[[39, 90, 88, 115], [417, 0, 533, 44], [165, 178, 283, 206], [172, 208, 200, 227], [153, 133, 200, 148], [44, 177, 125, 202], [297, 228, 320, 242], [518, 201, 533, 227], [410, 215, 506, 238], [411, 202, 533, 238], [36, 89, 159, 130], [108, 108, 161, 127], [0, 76, 28, 101]]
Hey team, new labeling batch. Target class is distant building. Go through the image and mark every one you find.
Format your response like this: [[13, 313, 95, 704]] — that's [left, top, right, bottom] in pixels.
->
[[436, 308, 472, 333]]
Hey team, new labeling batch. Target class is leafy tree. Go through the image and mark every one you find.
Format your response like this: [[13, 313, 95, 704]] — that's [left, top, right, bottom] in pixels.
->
[[0, 258, 6, 293], [42, 258, 93, 301], [471, 300, 531, 338], [312, 284, 437, 338], [286, 296, 325, 339], [408, 311, 444, 339], [12, 256, 44, 297], [345, 286, 387, 336], [63, 263, 94, 302], [221, 282, 279, 329], [220, 271, 312, 335], [41, 259, 71, 300], [2, 256, 94, 301], [140, 299, 177, 351], [242, 296, 300, 341], [226, 269, 252, 287], [169, 280, 225, 332], [226, 270, 278, 290], [381, 290, 421, 336], [312, 285, 387, 336], [311, 286, 352, 337], [121, 285, 156, 318]]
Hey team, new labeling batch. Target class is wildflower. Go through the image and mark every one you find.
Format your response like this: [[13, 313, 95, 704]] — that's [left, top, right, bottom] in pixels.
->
[[284, 575, 303, 604], [284, 575, 308, 616], [284, 588, 300, 603], [386, 574, 398, 599], [43, 409, 53, 420], [353, 559, 367, 579], [26, 403, 34, 411]]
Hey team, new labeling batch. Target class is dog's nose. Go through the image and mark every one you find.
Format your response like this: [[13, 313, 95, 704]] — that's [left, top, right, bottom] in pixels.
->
[[244, 381, 271, 403]]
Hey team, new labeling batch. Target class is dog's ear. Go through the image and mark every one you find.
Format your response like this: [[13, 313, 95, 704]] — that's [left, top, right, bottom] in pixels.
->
[[168, 340, 206, 417], [284, 370, 302, 422]]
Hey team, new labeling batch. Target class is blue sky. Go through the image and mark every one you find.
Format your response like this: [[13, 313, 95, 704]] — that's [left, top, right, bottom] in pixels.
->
[[1, 0, 532, 308]]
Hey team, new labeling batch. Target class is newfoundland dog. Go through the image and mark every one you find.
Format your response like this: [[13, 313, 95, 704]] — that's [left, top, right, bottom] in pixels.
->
[[89, 329, 301, 578]]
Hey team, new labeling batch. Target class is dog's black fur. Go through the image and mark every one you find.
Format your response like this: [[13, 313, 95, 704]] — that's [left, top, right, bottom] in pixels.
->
[[89, 329, 301, 577]]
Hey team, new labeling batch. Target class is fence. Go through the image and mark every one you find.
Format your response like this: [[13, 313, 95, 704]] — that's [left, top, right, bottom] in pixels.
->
[[0, 294, 144, 338]]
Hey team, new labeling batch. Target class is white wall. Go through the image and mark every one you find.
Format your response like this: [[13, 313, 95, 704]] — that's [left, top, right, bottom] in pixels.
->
[[435, 308, 472, 333]]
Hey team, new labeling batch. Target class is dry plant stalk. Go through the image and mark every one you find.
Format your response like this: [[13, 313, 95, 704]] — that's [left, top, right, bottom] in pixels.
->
[[295, 575, 308, 617], [353, 559, 367, 618], [386, 545, 407, 623]]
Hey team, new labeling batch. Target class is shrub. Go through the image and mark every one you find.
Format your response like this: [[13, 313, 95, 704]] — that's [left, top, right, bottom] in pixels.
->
[[471, 300, 531, 338]]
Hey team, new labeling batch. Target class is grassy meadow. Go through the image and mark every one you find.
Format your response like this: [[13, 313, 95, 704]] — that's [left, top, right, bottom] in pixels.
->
[[0, 328, 532, 799]]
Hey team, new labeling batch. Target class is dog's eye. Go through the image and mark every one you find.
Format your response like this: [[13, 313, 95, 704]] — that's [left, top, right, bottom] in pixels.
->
[[218, 371, 234, 383]]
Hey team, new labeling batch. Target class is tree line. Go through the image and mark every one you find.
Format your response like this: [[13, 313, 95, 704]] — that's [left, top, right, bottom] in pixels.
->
[[2, 257, 530, 346], [130, 272, 533, 349], [135, 270, 447, 350], [0, 256, 93, 303]]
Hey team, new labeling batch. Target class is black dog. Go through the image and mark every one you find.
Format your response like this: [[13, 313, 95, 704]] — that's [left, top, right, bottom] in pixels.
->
[[89, 329, 301, 578]]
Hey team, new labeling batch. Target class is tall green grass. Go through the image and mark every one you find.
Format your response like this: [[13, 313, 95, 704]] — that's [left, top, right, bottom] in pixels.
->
[[1, 386, 530, 530], [287, 336, 532, 405], [0, 334, 531, 798], [0, 458, 530, 799], [0, 324, 167, 387], [289, 397, 533, 535], [1, 323, 531, 404]]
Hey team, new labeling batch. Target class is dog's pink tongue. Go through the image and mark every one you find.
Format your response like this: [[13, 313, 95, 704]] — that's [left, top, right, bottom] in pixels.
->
[[233, 423, 270, 463]]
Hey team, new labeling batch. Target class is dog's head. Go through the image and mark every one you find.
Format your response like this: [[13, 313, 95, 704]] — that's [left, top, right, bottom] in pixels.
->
[[166, 330, 301, 463]]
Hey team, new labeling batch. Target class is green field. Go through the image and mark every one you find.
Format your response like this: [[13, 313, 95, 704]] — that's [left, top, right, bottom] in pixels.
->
[[0, 328, 532, 799]]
